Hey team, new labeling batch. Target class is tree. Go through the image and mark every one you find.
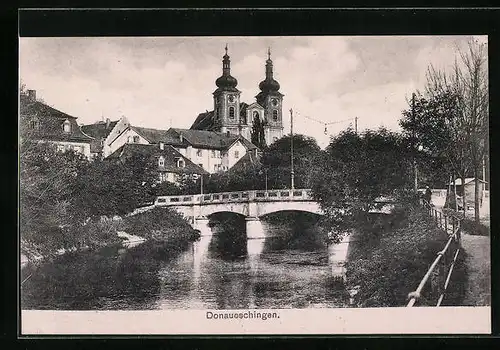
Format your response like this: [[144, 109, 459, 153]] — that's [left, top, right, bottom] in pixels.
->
[[400, 91, 466, 191], [73, 154, 158, 218], [403, 38, 488, 225], [310, 128, 413, 241], [261, 134, 323, 189], [251, 116, 266, 149], [20, 138, 90, 257]]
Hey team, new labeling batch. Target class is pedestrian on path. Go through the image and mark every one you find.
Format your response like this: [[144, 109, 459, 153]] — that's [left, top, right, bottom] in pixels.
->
[[424, 185, 432, 205]]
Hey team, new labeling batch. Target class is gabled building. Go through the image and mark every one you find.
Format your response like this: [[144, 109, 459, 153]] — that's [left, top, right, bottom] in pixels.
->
[[20, 89, 93, 158], [81, 116, 131, 159], [165, 128, 258, 173], [190, 46, 284, 146], [108, 143, 208, 184], [83, 117, 259, 174]]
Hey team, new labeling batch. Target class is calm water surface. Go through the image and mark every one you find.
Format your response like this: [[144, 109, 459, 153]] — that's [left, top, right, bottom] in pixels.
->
[[21, 213, 350, 310]]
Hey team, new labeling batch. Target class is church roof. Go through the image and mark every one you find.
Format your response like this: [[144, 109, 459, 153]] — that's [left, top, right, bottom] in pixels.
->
[[190, 110, 218, 131]]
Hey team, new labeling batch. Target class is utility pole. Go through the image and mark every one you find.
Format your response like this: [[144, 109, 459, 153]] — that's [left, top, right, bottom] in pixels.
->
[[200, 174, 204, 196], [412, 93, 418, 193], [354, 116, 358, 134], [290, 108, 295, 190]]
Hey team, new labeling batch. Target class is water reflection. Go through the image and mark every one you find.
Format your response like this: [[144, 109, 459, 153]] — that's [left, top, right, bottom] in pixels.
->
[[22, 212, 350, 310]]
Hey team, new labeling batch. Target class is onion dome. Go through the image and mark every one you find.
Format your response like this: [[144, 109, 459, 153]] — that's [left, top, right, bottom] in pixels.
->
[[258, 47, 280, 93], [215, 44, 238, 90]]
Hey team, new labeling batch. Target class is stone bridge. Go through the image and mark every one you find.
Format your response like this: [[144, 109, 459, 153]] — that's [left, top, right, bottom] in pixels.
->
[[154, 189, 321, 239]]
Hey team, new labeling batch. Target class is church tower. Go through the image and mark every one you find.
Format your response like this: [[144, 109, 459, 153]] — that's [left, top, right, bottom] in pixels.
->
[[256, 48, 284, 145], [213, 45, 241, 135]]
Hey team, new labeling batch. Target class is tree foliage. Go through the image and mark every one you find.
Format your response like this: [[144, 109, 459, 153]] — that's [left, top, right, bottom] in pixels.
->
[[310, 128, 413, 238], [261, 134, 323, 189], [250, 116, 266, 149], [401, 38, 488, 223]]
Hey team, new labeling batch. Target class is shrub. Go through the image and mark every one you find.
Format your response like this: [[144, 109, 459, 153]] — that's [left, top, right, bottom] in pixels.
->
[[346, 206, 464, 307], [123, 207, 200, 242]]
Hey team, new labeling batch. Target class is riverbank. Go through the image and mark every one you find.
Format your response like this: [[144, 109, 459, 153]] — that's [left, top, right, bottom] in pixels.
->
[[21, 207, 199, 273], [345, 206, 465, 307]]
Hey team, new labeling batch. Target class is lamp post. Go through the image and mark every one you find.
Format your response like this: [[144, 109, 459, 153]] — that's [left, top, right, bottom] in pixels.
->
[[290, 108, 295, 190]]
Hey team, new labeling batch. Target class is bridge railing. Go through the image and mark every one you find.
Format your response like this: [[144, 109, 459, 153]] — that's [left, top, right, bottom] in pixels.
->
[[154, 189, 314, 206], [407, 199, 462, 307]]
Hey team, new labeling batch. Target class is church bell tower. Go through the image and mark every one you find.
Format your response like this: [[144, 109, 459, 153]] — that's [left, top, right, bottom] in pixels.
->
[[256, 48, 284, 145], [213, 44, 241, 135]]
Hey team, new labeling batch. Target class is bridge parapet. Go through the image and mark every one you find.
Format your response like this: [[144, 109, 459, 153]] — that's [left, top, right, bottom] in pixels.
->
[[154, 189, 314, 206]]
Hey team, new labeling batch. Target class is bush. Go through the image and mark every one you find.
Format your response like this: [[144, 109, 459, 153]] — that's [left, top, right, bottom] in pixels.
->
[[123, 207, 200, 242], [346, 206, 463, 307]]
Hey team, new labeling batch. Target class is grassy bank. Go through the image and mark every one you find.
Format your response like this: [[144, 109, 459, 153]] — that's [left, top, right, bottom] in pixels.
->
[[345, 206, 467, 307], [122, 207, 200, 243]]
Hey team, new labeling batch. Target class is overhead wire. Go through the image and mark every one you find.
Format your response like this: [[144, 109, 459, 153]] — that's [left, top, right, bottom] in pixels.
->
[[295, 112, 358, 134]]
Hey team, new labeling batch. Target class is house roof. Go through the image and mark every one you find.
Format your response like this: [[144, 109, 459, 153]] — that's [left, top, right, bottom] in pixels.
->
[[450, 178, 488, 185], [169, 128, 258, 150], [20, 94, 93, 143], [81, 120, 119, 153], [130, 126, 184, 145], [230, 150, 262, 172], [107, 143, 208, 175]]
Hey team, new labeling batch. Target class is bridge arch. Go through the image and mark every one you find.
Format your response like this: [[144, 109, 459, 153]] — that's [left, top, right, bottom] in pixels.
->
[[255, 201, 323, 218]]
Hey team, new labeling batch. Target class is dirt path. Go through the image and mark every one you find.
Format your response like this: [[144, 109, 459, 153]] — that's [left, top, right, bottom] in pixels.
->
[[460, 232, 491, 306]]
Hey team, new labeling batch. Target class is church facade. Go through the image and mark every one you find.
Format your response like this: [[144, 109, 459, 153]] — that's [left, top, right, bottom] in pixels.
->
[[190, 46, 284, 146]]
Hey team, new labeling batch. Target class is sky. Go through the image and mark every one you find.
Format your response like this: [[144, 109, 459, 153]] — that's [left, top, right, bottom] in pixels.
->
[[19, 35, 487, 148]]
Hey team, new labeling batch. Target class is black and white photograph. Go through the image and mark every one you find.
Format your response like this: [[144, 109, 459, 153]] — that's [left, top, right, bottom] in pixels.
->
[[18, 24, 491, 334]]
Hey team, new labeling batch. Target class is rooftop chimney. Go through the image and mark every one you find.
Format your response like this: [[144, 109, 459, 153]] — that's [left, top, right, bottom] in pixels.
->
[[27, 89, 36, 102], [106, 118, 111, 128], [179, 134, 183, 142], [159, 142, 164, 150]]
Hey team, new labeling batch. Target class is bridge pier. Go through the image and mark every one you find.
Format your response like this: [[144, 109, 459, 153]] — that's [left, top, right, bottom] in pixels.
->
[[194, 216, 212, 237], [246, 217, 265, 239]]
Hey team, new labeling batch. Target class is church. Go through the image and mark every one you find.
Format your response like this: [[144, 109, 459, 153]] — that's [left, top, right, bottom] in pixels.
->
[[190, 46, 284, 146]]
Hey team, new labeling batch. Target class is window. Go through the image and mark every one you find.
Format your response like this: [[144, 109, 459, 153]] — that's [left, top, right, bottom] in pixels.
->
[[273, 136, 278, 143], [198, 163, 203, 168], [29, 118, 40, 130], [214, 164, 218, 172], [273, 110, 278, 121], [196, 149, 202, 157], [241, 113, 247, 124], [133, 136, 140, 143], [253, 111, 259, 121], [211, 150, 216, 158], [158, 156, 165, 167], [159, 172, 167, 182], [57, 145, 65, 152], [177, 158, 185, 168], [63, 120, 71, 133], [234, 150, 239, 159], [229, 106, 235, 119]]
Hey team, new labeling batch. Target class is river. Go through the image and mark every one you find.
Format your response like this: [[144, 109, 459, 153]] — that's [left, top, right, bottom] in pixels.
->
[[21, 212, 352, 310]]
